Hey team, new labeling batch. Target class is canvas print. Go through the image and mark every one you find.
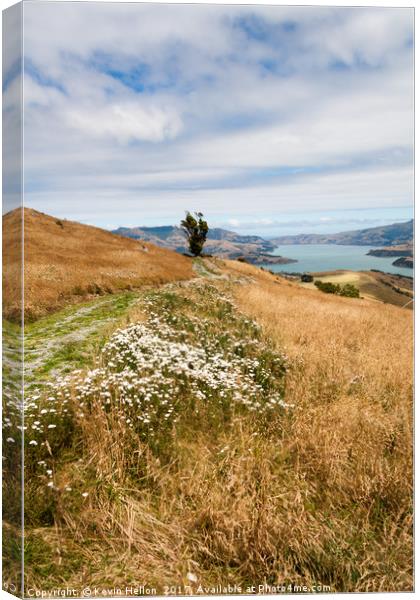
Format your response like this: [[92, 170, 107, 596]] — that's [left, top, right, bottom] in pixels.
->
[[2, 1, 414, 596]]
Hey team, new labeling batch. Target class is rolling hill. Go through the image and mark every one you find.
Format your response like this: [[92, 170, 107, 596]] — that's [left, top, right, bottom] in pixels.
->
[[271, 219, 414, 247], [7, 256, 412, 594], [2, 208, 194, 321], [2, 209, 412, 593], [296, 269, 413, 308], [367, 244, 413, 257], [112, 224, 280, 260]]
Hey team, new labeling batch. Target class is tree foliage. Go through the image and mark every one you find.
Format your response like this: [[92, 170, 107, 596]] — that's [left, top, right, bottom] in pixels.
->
[[314, 280, 360, 298], [180, 211, 209, 256], [339, 283, 360, 298]]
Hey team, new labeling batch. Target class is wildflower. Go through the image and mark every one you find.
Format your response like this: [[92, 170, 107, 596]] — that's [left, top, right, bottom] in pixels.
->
[[23, 285, 290, 458]]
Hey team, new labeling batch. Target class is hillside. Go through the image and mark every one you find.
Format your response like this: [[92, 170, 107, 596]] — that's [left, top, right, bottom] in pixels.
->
[[2, 212, 413, 592], [367, 243, 413, 257], [271, 219, 413, 246], [2, 208, 194, 321], [112, 224, 285, 261], [4, 256, 412, 593], [392, 256, 413, 269], [296, 269, 413, 308], [366, 243, 414, 270], [113, 224, 277, 252]]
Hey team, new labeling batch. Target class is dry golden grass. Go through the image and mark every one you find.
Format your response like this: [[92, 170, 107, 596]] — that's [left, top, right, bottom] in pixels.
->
[[2, 208, 194, 320], [2, 207, 22, 321], [231, 268, 413, 591], [232, 267, 413, 407], [12, 249, 412, 594], [21, 264, 413, 594], [305, 270, 413, 308]]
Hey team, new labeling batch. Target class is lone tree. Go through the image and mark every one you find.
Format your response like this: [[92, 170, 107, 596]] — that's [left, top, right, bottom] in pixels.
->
[[180, 211, 209, 257]]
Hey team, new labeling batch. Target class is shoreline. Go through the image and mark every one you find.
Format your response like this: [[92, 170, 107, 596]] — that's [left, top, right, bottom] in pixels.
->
[[258, 243, 412, 278]]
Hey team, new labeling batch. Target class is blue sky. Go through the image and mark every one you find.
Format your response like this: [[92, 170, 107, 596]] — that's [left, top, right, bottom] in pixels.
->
[[4, 2, 414, 235]]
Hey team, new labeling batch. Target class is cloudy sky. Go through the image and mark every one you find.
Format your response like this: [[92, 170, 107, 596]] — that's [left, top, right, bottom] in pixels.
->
[[12, 2, 415, 234]]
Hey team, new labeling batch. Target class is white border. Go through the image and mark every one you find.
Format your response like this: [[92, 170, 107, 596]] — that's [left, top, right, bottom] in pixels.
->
[[0, 2, 415, 600]]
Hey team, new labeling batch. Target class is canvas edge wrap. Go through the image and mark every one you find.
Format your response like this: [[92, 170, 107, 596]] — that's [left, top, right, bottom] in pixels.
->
[[2, 2, 24, 597]]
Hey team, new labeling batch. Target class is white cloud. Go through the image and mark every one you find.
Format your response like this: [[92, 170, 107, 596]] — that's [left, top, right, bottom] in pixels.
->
[[18, 2, 414, 227], [26, 163, 413, 228], [66, 102, 183, 144]]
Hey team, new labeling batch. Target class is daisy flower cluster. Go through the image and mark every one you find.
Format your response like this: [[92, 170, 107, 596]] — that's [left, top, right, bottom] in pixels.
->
[[23, 284, 289, 470]]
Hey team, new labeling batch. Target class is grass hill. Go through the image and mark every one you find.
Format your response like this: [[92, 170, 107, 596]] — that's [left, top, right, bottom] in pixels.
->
[[2, 208, 194, 321], [271, 219, 413, 246], [2, 212, 413, 593], [297, 269, 413, 308], [112, 224, 278, 259]]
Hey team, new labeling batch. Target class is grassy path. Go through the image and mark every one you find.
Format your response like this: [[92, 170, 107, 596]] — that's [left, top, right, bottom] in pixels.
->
[[20, 259, 220, 390], [23, 292, 141, 390], [21, 257, 225, 391]]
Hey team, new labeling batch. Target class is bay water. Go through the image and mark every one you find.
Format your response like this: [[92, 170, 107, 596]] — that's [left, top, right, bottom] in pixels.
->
[[265, 245, 412, 276]]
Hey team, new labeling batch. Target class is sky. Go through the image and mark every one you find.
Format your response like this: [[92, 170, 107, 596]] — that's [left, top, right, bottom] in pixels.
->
[[4, 1, 414, 236]]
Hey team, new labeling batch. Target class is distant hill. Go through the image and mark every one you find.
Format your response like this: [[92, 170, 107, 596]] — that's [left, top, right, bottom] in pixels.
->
[[392, 256, 413, 269], [270, 220, 414, 247], [112, 224, 280, 260], [367, 244, 413, 258], [3, 209, 194, 321]]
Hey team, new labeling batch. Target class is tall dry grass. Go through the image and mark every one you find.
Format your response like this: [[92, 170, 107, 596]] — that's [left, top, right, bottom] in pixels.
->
[[2, 207, 23, 321], [23, 268, 413, 593], [232, 269, 413, 591], [3, 208, 194, 320]]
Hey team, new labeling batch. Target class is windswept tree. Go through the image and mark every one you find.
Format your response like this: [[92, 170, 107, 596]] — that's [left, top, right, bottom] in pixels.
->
[[180, 211, 209, 257]]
